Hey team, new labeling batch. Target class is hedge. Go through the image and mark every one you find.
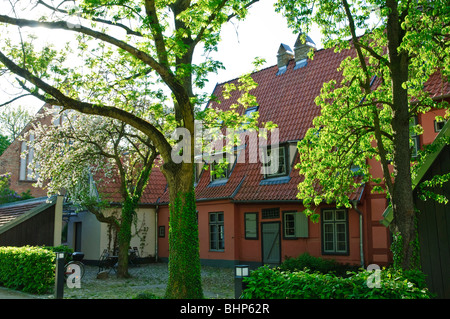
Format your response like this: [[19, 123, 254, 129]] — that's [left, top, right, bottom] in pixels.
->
[[0, 246, 56, 294], [241, 266, 432, 299]]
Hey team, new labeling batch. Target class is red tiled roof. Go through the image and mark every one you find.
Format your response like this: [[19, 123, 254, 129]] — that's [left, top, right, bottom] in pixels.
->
[[147, 44, 450, 205], [94, 163, 167, 205]]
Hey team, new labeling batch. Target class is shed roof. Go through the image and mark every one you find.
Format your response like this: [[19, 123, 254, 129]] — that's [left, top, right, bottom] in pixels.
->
[[0, 196, 57, 232]]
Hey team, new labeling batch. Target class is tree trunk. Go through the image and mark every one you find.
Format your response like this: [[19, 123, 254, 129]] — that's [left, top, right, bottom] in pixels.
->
[[164, 162, 203, 299], [386, 0, 418, 270], [116, 197, 136, 278]]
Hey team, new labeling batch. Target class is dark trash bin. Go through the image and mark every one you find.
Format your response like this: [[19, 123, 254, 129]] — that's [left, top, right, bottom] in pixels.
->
[[72, 252, 84, 261]]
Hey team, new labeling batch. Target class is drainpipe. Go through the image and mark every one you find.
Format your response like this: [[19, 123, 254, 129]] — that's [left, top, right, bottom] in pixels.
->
[[155, 205, 159, 263], [352, 200, 365, 268]]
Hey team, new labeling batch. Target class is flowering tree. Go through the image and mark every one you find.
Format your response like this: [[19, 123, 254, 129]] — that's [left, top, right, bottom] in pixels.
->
[[29, 109, 157, 278]]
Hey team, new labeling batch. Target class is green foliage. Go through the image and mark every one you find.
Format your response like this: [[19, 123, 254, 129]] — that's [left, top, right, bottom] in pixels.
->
[[0, 173, 34, 205], [165, 190, 203, 299], [0, 134, 10, 156], [279, 253, 359, 277], [0, 246, 55, 294], [241, 265, 431, 299]]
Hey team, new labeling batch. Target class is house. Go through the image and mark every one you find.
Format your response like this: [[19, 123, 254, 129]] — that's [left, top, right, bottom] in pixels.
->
[[1, 34, 448, 271], [382, 120, 450, 298], [0, 195, 63, 247], [156, 34, 449, 269], [0, 104, 166, 263]]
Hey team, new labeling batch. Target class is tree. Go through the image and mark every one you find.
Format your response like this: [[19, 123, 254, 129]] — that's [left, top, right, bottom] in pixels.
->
[[29, 109, 158, 278], [0, 0, 260, 298], [0, 105, 33, 141], [0, 134, 10, 156], [0, 173, 33, 204], [276, 0, 450, 269]]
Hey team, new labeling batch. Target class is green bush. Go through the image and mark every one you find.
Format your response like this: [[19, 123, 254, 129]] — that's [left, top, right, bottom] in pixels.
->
[[241, 265, 431, 299], [280, 253, 360, 277], [0, 246, 56, 294]]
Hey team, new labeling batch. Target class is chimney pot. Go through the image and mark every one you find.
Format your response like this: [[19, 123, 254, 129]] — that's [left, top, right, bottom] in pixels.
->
[[276, 43, 294, 75], [294, 34, 316, 69]]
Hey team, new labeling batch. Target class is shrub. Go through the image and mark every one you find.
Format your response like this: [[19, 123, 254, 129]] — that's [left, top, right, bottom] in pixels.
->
[[0, 173, 33, 204], [280, 253, 360, 277], [0, 246, 55, 294], [241, 265, 431, 299]]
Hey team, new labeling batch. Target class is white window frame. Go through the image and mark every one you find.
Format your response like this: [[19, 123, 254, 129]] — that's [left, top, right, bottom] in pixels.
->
[[321, 209, 349, 255], [283, 211, 309, 239]]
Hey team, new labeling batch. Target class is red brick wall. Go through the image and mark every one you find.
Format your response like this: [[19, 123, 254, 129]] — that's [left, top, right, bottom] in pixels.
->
[[0, 103, 53, 198]]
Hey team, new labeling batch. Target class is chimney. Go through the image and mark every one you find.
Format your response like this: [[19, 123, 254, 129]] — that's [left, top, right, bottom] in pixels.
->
[[294, 34, 316, 69], [276, 43, 294, 75]]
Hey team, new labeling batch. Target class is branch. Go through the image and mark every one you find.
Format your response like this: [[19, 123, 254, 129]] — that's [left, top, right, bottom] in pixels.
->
[[144, 0, 169, 66], [36, 0, 144, 37], [0, 48, 173, 162], [0, 93, 33, 107], [0, 14, 188, 102]]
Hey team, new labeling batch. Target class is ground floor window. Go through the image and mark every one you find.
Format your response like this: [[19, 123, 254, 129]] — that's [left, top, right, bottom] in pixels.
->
[[321, 208, 349, 255], [209, 212, 224, 251], [245, 212, 258, 239]]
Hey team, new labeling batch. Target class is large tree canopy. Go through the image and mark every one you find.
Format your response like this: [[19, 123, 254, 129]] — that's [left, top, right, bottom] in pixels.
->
[[276, 0, 450, 269], [0, 0, 261, 298]]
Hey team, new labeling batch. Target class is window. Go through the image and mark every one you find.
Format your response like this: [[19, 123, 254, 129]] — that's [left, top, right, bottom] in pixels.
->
[[19, 133, 37, 181], [211, 160, 230, 181], [434, 119, 447, 133], [283, 211, 309, 239], [322, 209, 349, 255], [158, 226, 165, 238], [262, 208, 280, 219], [210, 149, 238, 182], [209, 212, 224, 251], [410, 116, 420, 158], [244, 106, 258, 118], [245, 212, 258, 239], [262, 145, 288, 178]]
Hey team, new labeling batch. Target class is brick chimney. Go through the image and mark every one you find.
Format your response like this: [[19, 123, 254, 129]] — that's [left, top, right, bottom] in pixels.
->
[[294, 34, 316, 69], [276, 43, 294, 75]]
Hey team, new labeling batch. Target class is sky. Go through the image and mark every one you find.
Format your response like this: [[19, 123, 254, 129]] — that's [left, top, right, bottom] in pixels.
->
[[0, 0, 322, 115]]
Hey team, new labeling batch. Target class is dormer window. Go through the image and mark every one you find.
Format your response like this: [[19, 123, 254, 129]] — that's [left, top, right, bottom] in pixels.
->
[[244, 106, 258, 118], [211, 160, 231, 181], [209, 148, 239, 184], [262, 145, 288, 178]]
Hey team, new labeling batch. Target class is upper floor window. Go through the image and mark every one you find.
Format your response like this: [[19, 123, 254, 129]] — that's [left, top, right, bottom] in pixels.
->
[[19, 133, 37, 181], [434, 119, 447, 133], [209, 148, 238, 183], [262, 145, 288, 178]]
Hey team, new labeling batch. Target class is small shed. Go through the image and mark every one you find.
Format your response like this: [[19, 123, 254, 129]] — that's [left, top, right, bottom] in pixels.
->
[[381, 119, 450, 298], [0, 195, 63, 247]]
